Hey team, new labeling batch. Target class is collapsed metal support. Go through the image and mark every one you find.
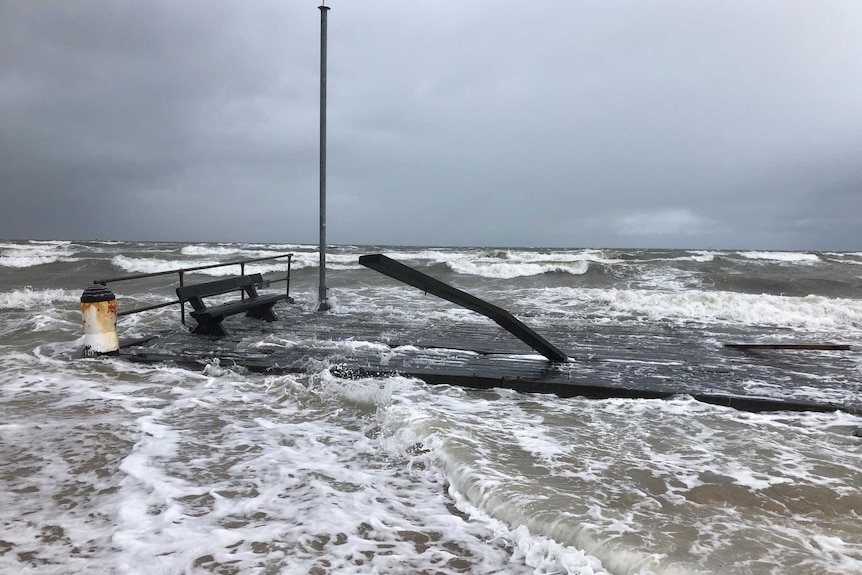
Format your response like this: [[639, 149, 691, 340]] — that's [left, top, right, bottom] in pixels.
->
[[359, 254, 569, 362]]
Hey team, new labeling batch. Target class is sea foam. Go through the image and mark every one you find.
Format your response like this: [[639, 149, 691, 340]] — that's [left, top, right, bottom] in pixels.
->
[[0, 287, 80, 310], [0, 241, 77, 268], [537, 286, 862, 332], [737, 251, 821, 264]]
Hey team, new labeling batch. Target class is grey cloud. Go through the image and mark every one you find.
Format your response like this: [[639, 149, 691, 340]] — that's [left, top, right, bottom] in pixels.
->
[[1, 0, 861, 249]]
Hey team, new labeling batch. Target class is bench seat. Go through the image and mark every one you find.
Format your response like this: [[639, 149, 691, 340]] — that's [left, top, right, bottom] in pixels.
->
[[191, 293, 286, 323], [176, 273, 290, 336]]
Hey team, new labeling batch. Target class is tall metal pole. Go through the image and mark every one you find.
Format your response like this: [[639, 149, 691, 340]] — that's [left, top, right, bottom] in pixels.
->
[[317, 3, 331, 311]]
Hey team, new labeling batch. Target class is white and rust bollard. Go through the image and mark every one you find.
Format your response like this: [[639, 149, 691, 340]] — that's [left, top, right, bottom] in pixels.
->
[[81, 285, 120, 356]]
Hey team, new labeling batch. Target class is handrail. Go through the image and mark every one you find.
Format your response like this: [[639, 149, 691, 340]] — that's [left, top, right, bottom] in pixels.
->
[[91, 253, 294, 322], [93, 253, 295, 285]]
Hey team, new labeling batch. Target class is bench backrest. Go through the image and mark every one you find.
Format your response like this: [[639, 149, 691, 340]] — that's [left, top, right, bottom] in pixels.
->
[[176, 273, 263, 302]]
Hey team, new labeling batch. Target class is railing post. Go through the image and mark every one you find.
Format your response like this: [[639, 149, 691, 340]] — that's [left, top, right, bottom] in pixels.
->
[[80, 286, 119, 356], [179, 271, 185, 325], [286, 255, 292, 299], [241, 263, 246, 300]]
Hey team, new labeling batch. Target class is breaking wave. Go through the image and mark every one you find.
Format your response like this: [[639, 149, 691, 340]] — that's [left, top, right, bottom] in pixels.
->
[[0, 241, 78, 268]]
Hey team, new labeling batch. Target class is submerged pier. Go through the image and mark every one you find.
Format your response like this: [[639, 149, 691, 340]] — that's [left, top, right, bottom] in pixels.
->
[[98, 254, 862, 418], [121, 307, 859, 416]]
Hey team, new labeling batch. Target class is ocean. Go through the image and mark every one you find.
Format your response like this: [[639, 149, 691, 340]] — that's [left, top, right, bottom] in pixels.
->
[[1, 240, 861, 575]]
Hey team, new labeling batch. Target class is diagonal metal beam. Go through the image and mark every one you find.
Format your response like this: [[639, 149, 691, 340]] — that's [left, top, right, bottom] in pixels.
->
[[359, 254, 569, 362]]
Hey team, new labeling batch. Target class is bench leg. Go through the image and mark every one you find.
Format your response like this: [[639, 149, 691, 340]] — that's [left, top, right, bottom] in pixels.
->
[[246, 303, 278, 322], [191, 320, 229, 337]]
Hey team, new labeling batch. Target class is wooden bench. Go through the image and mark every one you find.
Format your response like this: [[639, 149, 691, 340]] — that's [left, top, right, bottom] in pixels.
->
[[176, 273, 290, 336]]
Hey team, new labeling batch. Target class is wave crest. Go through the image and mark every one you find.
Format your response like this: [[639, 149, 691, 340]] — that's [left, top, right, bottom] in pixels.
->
[[555, 287, 862, 331], [0, 288, 80, 309], [0, 242, 77, 268], [737, 251, 821, 265], [448, 260, 590, 279]]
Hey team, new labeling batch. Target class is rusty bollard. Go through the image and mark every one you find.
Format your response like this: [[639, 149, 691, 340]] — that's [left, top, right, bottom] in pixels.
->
[[81, 286, 119, 356]]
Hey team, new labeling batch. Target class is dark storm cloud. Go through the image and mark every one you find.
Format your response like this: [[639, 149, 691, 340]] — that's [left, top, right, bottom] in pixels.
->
[[2, 0, 861, 249], [1, 1, 320, 241]]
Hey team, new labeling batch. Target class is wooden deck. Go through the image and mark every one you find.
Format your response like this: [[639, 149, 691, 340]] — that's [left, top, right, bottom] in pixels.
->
[[121, 305, 862, 416]]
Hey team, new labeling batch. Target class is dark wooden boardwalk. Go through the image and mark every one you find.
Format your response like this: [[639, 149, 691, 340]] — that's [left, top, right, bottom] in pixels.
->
[[122, 305, 862, 416]]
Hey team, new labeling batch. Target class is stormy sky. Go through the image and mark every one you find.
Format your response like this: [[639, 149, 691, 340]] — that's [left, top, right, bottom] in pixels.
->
[[2, 1, 861, 250]]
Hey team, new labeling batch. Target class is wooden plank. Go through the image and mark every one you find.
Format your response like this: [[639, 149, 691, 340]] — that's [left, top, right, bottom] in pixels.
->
[[725, 344, 852, 351], [193, 294, 285, 321], [359, 254, 569, 362]]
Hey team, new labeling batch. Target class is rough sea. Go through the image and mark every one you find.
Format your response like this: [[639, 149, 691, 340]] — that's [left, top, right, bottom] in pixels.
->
[[1, 240, 861, 575]]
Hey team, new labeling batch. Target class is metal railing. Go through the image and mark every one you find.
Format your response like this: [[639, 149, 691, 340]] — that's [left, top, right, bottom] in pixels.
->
[[92, 253, 293, 324]]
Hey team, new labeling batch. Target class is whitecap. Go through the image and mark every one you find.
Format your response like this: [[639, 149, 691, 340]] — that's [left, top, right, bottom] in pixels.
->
[[0, 242, 77, 268], [737, 251, 821, 264], [535, 286, 862, 333], [0, 287, 80, 310]]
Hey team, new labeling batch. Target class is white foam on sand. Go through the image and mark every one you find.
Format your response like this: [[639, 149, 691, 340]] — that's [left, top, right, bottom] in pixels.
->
[[2, 342, 860, 575], [384, 387, 862, 575], [0, 363, 552, 575]]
